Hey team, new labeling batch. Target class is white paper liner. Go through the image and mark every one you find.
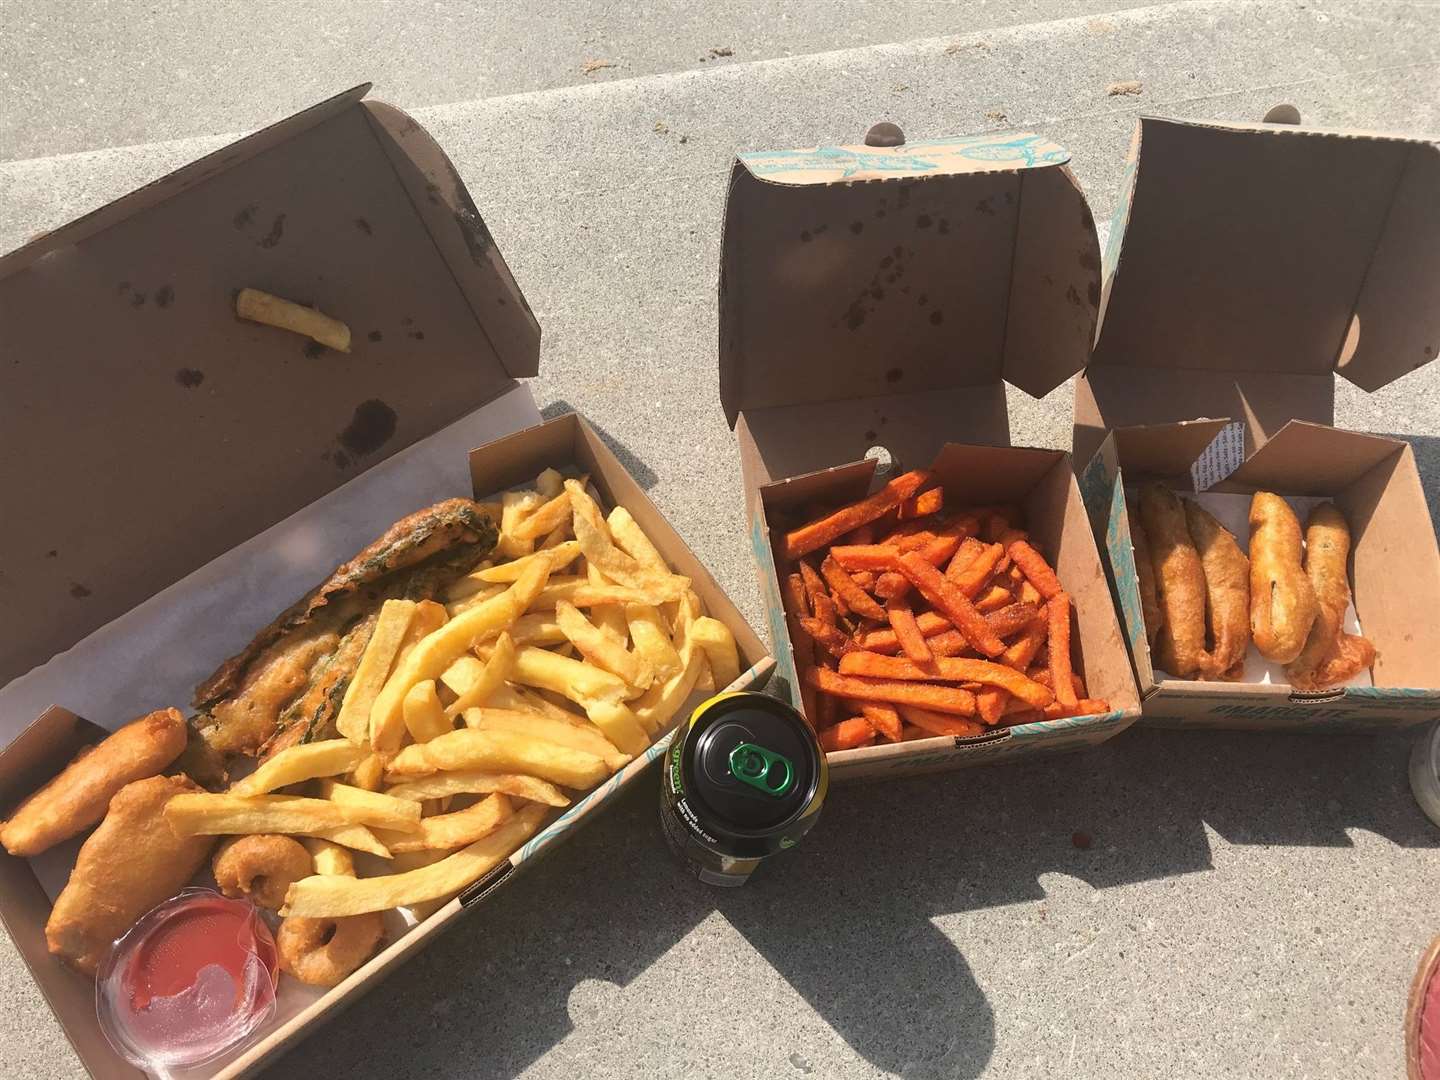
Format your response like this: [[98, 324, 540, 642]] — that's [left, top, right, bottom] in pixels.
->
[[1125, 489, 1371, 688]]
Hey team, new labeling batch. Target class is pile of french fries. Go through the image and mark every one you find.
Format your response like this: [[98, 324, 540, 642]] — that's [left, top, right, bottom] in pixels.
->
[[163, 469, 740, 921], [775, 469, 1110, 751]]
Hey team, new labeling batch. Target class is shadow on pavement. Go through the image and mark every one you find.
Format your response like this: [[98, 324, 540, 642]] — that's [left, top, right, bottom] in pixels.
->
[[541, 400, 660, 490]]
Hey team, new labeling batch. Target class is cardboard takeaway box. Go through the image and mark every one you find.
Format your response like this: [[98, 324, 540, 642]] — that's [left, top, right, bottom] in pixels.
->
[[0, 85, 769, 1078], [1073, 113, 1440, 729], [719, 128, 1141, 781]]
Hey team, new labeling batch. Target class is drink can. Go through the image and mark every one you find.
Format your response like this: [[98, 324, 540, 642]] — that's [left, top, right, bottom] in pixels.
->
[[658, 690, 827, 886]]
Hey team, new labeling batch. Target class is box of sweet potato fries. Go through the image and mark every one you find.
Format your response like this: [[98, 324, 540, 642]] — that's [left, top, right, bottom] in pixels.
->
[[1073, 111, 1440, 730], [719, 126, 1142, 779], [0, 86, 769, 1078]]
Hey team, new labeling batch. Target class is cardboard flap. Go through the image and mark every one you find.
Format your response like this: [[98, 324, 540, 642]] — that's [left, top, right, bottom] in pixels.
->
[[718, 131, 1093, 426], [1338, 141, 1440, 390], [0, 87, 539, 687], [0, 707, 104, 810], [1093, 116, 1440, 378], [1111, 419, 1232, 482], [1224, 421, 1403, 494]]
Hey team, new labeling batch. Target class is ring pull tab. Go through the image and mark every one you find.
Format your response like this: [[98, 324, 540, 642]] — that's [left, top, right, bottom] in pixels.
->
[[728, 743, 795, 797]]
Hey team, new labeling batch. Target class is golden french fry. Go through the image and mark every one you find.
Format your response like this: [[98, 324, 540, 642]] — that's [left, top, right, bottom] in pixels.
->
[[440, 655, 486, 697], [236, 287, 350, 352], [374, 793, 514, 854], [463, 707, 628, 770], [511, 494, 573, 541], [165, 793, 413, 836], [384, 769, 570, 807], [539, 524, 570, 550], [318, 781, 423, 831], [510, 645, 631, 706], [606, 506, 669, 574], [444, 571, 501, 602], [283, 803, 549, 918], [626, 604, 682, 683], [533, 578, 678, 609], [564, 479, 607, 532], [571, 504, 689, 600], [445, 586, 508, 618], [229, 739, 366, 796], [385, 729, 608, 789], [301, 837, 356, 877], [631, 601, 703, 733], [306, 824, 391, 858], [500, 613, 567, 648], [690, 616, 741, 688], [467, 542, 581, 584], [370, 562, 551, 752], [497, 490, 544, 558], [335, 599, 417, 744], [536, 468, 565, 498], [447, 632, 516, 718], [402, 680, 453, 743], [555, 601, 644, 687], [582, 701, 650, 757]]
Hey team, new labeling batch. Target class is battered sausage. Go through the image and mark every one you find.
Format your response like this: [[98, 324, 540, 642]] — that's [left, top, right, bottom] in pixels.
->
[[1, 708, 187, 857], [45, 775, 215, 975], [1248, 492, 1318, 664], [1138, 483, 1206, 677], [1285, 503, 1352, 683], [1183, 500, 1250, 680], [1129, 519, 1164, 649]]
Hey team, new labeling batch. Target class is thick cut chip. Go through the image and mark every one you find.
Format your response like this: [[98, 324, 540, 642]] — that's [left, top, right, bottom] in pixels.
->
[[230, 740, 367, 796], [335, 599, 417, 744], [375, 793, 514, 853], [536, 468, 565, 498], [317, 781, 424, 831], [571, 501, 689, 599], [165, 793, 417, 836], [403, 680, 454, 743], [496, 490, 544, 558], [370, 561, 552, 751], [555, 601, 644, 686], [511, 494, 573, 541], [385, 729, 609, 789], [582, 701, 651, 756], [463, 707, 629, 771], [306, 824, 391, 858], [447, 632, 516, 719], [509, 645, 631, 706], [301, 837, 356, 877], [236, 288, 350, 351], [690, 616, 741, 688], [467, 542, 582, 584], [384, 769, 569, 807], [282, 802, 548, 917], [606, 506, 669, 574]]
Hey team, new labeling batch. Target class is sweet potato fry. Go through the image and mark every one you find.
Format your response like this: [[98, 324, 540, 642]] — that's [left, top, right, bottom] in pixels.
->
[[848, 522, 877, 545], [1008, 541, 1062, 601], [800, 617, 852, 659], [1002, 609, 1049, 671], [852, 570, 876, 590], [836, 652, 1053, 707], [898, 488, 944, 519], [819, 717, 877, 751], [976, 687, 1007, 725], [1043, 698, 1109, 720], [858, 702, 902, 742], [896, 551, 1005, 657], [897, 705, 988, 737], [873, 572, 910, 599], [974, 583, 1013, 613], [798, 561, 830, 612], [830, 545, 901, 573], [983, 508, 1019, 542], [986, 602, 1042, 639], [1047, 592, 1078, 709], [856, 611, 950, 652], [808, 667, 977, 716], [783, 571, 810, 618], [927, 630, 972, 658], [784, 470, 935, 559], [885, 598, 933, 664], [822, 555, 885, 621], [1018, 580, 1042, 606], [943, 537, 984, 579]]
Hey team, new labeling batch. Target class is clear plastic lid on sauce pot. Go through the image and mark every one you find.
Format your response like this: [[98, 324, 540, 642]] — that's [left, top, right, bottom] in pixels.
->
[[96, 889, 278, 1071]]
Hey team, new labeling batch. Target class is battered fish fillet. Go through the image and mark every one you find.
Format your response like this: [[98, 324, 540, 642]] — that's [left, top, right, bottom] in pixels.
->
[[1183, 501, 1250, 680], [1248, 492, 1318, 664], [1130, 519, 1163, 649], [45, 775, 215, 975], [0, 708, 187, 857], [1286, 503, 1375, 689], [1138, 483, 1207, 677], [193, 499, 498, 756]]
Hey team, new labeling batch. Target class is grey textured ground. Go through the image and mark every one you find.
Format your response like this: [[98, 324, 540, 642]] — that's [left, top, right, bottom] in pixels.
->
[[3, 1, 1439, 1077]]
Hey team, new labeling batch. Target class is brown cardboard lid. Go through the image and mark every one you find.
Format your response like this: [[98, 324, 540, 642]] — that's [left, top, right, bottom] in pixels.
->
[[0, 84, 540, 687], [1223, 420, 1403, 494], [1092, 115, 1440, 389], [718, 130, 1099, 426]]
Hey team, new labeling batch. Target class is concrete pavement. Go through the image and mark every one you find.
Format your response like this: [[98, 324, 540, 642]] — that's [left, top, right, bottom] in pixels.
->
[[2, 2, 1439, 1077]]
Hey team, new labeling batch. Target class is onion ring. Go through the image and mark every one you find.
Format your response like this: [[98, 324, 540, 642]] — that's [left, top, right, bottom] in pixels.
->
[[213, 834, 313, 910], [276, 914, 385, 987]]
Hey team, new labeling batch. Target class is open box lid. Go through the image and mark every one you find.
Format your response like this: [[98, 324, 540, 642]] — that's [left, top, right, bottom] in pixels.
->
[[0, 84, 540, 688], [718, 127, 1100, 429], [1091, 113, 1440, 390]]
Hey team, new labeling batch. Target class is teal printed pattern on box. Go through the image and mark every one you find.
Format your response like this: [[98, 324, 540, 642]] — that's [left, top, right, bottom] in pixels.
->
[[1078, 452, 1149, 676]]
